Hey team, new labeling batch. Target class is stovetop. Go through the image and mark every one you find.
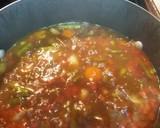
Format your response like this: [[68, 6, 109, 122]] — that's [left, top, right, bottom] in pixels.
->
[[0, 0, 147, 9]]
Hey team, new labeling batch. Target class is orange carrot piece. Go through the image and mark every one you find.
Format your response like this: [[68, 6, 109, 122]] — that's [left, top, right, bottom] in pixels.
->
[[84, 66, 102, 81], [62, 29, 74, 38]]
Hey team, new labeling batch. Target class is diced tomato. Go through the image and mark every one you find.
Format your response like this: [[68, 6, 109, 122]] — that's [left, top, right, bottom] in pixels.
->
[[131, 47, 144, 57], [132, 121, 148, 128], [107, 58, 114, 66], [140, 87, 160, 98], [139, 101, 157, 121], [54, 95, 65, 103], [0, 107, 26, 127], [130, 123, 140, 128], [140, 103, 152, 115], [89, 82, 98, 93], [106, 58, 117, 75], [54, 85, 80, 103], [139, 90, 147, 99], [95, 36, 111, 48], [64, 85, 80, 98], [0, 106, 21, 122], [6, 122, 26, 128], [127, 60, 144, 78], [30, 122, 38, 128], [149, 86, 160, 96]]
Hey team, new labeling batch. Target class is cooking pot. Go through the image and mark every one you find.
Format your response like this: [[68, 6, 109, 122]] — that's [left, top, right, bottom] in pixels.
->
[[0, 0, 160, 127]]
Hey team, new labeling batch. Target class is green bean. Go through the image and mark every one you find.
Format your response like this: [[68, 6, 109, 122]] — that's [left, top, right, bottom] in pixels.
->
[[15, 41, 32, 57], [90, 56, 105, 62], [51, 42, 62, 50], [110, 50, 121, 54], [10, 82, 33, 98], [49, 28, 60, 35], [41, 45, 60, 53], [0, 60, 6, 75], [57, 22, 81, 29], [140, 63, 153, 79]]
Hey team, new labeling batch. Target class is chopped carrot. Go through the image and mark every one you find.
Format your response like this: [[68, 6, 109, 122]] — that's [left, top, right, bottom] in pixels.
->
[[62, 29, 74, 38], [84, 66, 102, 81]]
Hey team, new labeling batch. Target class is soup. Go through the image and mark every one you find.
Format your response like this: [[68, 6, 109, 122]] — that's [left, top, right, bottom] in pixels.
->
[[0, 22, 159, 128]]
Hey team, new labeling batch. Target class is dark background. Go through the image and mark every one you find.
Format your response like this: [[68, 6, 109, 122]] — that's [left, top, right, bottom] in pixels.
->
[[129, 0, 146, 8], [0, 0, 147, 9]]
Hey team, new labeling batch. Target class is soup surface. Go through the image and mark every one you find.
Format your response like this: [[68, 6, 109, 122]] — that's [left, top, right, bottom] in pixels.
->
[[0, 22, 160, 128]]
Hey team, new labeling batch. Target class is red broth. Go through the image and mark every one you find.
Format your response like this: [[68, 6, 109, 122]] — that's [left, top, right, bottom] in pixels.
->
[[0, 22, 160, 128]]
